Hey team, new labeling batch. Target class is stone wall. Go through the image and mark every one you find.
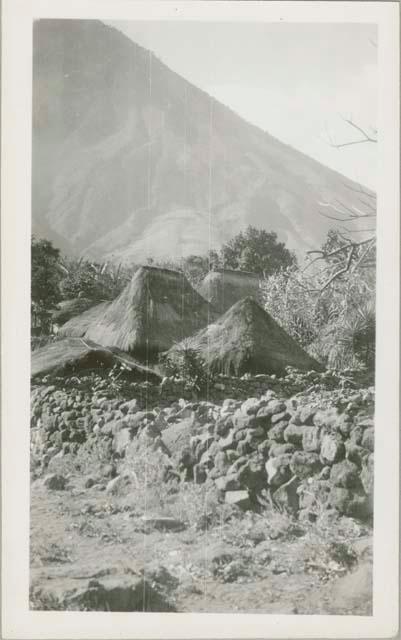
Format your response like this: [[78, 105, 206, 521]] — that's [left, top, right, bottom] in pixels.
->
[[31, 369, 375, 522]]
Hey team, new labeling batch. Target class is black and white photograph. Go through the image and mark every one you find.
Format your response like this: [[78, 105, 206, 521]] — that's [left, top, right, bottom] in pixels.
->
[[1, 0, 399, 637]]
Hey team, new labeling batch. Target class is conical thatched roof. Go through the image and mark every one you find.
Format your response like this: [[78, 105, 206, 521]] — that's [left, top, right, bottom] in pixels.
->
[[31, 337, 161, 381], [52, 297, 100, 326], [167, 297, 323, 376], [198, 269, 261, 314], [66, 266, 215, 359], [58, 302, 110, 338]]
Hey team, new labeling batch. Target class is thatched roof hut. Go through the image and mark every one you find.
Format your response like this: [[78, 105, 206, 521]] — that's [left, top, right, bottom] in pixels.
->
[[166, 297, 322, 376], [198, 269, 261, 314], [31, 337, 161, 381], [52, 298, 99, 326], [58, 302, 110, 338], [67, 266, 215, 359]]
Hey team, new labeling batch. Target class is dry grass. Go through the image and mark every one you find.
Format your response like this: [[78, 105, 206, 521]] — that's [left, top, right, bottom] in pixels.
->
[[31, 337, 161, 381], [79, 266, 216, 359], [53, 298, 100, 325], [59, 302, 110, 338], [198, 269, 261, 314], [168, 297, 322, 376]]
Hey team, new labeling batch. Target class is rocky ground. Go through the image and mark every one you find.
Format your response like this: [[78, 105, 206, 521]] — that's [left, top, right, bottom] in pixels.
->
[[30, 367, 374, 613]]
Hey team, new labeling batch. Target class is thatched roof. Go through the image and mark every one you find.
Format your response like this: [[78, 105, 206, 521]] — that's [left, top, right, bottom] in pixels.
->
[[166, 297, 323, 376], [58, 302, 110, 338], [52, 298, 99, 325], [70, 266, 215, 359], [198, 269, 261, 314], [31, 337, 161, 381]]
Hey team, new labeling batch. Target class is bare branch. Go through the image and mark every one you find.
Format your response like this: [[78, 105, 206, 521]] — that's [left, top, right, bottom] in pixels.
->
[[342, 118, 377, 142], [320, 246, 355, 291], [318, 199, 376, 223], [351, 239, 376, 274], [318, 209, 350, 223], [327, 117, 377, 149], [304, 235, 375, 286], [340, 227, 376, 234]]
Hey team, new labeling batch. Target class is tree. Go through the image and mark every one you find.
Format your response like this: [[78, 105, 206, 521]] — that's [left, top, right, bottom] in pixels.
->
[[312, 105, 377, 290], [304, 228, 375, 292], [220, 226, 296, 277], [182, 251, 221, 287], [59, 258, 129, 301], [31, 236, 62, 332]]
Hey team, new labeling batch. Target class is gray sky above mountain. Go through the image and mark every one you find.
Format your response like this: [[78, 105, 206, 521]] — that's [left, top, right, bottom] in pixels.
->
[[108, 21, 377, 190]]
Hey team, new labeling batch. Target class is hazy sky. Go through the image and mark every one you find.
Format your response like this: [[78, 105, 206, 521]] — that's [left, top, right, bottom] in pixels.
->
[[108, 21, 377, 190]]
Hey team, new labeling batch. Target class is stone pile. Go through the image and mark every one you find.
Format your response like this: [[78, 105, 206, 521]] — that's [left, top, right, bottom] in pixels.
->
[[30, 370, 375, 522]]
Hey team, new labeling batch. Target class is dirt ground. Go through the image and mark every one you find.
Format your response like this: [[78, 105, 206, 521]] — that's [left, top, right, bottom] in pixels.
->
[[30, 473, 373, 615]]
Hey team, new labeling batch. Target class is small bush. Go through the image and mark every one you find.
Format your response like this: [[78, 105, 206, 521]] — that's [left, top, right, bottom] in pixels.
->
[[160, 343, 213, 395], [261, 262, 375, 370]]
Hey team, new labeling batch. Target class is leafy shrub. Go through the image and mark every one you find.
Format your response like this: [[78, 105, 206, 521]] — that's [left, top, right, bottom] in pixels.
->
[[31, 236, 62, 333], [169, 481, 234, 530], [59, 258, 133, 301], [159, 343, 213, 394], [121, 440, 174, 512], [261, 260, 375, 370], [31, 334, 61, 351]]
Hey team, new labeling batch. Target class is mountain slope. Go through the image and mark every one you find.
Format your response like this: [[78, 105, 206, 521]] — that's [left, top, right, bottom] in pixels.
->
[[32, 19, 375, 263]]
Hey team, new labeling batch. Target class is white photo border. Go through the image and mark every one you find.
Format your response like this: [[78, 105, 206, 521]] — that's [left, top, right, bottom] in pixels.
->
[[1, 1, 399, 638]]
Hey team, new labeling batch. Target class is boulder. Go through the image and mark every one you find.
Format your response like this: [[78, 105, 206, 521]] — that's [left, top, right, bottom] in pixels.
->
[[240, 397, 266, 416], [350, 425, 364, 446], [225, 490, 251, 509], [141, 515, 185, 532], [193, 464, 207, 484], [106, 474, 131, 495], [215, 474, 241, 492], [257, 440, 272, 459], [313, 407, 352, 435], [119, 398, 140, 415], [60, 575, 174, 611], [269, 443, 296, 458], [298, 479, 331, 512], [237, 459, 267, 492], [221, 398, 241, 414], [265, 454, 292, 488], [302, 426, 321, 453], [161, 419, 193, 462], [271, 410, 292, 425], [256, 400, 287, 426], [268, 420, 289, 443], [290, 451, 322, 479], [236, 440, 253, 456], [330, 460, 360, 489], [42, 474, 67, 490], [112, 428, 132, 455], [345, 442, 370, 468], [215, 416, 233, 438], [214, 451, 229, 473], [298, 406, 316, 425], [361, 427, 374, 452], [320, 434, 346, 464], [318, 466, 331, 480], [217, 429, 236, 451], [272, 476, 300, 515], [266, 400, 287, 416], [283, 424, 304, 446], [360, 453, 374, 497], [232, 409, 257, 431], [128, 411, 156, 430], [328, 487, 371, 519]]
